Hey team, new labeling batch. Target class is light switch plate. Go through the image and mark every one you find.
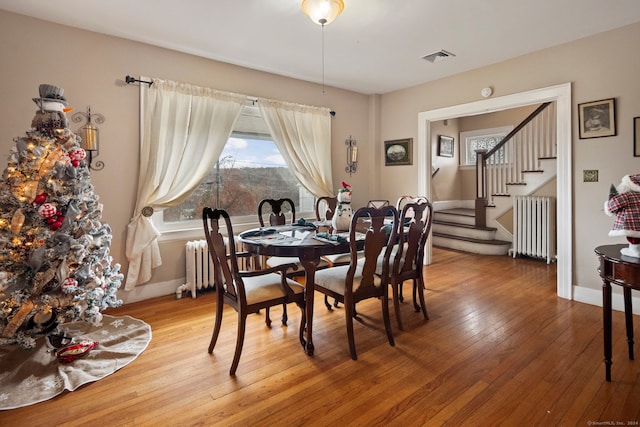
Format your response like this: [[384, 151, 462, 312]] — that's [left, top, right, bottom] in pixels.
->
[[583, 170, 598, 182]]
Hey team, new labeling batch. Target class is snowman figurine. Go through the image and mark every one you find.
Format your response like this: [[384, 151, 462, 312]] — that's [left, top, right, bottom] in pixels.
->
[[31, 84, 72, 139], [604, 173, 640, 258], [332, 182, 353, 232]]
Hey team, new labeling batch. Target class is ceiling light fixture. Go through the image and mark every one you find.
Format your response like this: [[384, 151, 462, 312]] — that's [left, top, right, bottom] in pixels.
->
[[301, 0, 345, 93], [301, 0, 344, 26]]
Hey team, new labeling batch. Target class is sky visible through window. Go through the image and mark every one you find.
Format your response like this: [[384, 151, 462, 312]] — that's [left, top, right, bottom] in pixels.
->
[[221, 137, 285, 168], [161, 136, 299, 222]]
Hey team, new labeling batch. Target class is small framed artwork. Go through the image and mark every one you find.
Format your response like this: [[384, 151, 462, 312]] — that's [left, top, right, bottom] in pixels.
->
[[437, 135, 454, 157], [578, 98, 616, 139], [635, 117, 640, 157], [384, 138, 412, 166]]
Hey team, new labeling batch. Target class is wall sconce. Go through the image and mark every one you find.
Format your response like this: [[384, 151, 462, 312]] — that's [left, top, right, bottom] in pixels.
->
[[345, 136, 357, 176], [72, 106, 105, 171]]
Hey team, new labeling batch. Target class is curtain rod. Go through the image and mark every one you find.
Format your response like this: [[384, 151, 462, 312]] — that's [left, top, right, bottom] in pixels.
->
[[125, 75, 153, 87], [125, 76, 335, 116]]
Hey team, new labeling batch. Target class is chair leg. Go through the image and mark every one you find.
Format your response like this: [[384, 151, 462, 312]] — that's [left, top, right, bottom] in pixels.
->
[[392, 282, 404, 331], [345, 297, 357, 360], [208, 291, 224, 353], [398, 282, 405, 302], [297, 301, 306, 347], [381, 293, 395, 347], [230, 312, 247, 376], [281, 303, 288, 326], [265, 307, 272, 327], [324, 295, 340, 310], [415, 278, 429, 320]]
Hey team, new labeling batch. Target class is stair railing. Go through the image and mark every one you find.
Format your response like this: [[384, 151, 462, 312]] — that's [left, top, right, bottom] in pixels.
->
[[474, 101, 555, 227]]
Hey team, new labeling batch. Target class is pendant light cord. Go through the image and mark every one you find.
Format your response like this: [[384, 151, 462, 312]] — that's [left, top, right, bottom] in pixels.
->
[[321, 23, 326, 94]]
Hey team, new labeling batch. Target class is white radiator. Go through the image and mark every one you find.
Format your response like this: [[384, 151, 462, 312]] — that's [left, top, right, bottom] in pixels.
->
[[176, 237, 246, 299], [177, 240, 215, 299], [511, 196, 556, 264]]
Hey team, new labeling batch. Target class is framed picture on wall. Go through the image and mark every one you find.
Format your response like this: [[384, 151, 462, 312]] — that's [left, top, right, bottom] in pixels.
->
[[384, 138, 412, 166], [578, 98, 616, 139], [635, 117, 640, 157], [437, 135, 454, 157]]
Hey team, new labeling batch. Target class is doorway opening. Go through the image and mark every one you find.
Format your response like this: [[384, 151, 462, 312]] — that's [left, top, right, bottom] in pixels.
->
[[417, 83, 572, 300]]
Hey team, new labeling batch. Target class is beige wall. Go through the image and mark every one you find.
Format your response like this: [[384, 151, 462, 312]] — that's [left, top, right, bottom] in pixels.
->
[[379, 22, 640, 302], [430, 118, 461, 201], [2, 9, 640, 306], [0, 11, 372, 302]]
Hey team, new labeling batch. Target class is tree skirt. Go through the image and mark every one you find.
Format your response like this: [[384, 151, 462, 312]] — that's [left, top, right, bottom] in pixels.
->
[[0, 314, 151, 410]]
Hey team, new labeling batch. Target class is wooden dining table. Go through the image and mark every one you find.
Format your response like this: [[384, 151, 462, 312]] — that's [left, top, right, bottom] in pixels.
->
[[237, 223, 363, 356]]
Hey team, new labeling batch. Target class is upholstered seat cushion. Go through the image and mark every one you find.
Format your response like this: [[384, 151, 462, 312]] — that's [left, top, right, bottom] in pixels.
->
[[322, 251, 364, 266], [375, 243, 406, 275], [314, 259, 382, 295], [266, 256, 329, 271], [239, 274, 305, 305]]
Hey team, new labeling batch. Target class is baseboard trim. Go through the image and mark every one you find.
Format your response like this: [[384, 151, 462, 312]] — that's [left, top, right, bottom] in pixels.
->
[[573, 284, 640, 315], [118, 278, 185, 304]]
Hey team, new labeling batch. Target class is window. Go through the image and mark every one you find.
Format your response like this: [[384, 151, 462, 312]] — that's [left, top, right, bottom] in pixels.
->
[[460, 126, 512, 166], [154, 104, 314, 236]]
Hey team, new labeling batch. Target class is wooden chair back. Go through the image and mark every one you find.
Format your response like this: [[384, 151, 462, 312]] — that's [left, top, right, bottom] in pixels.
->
[[315, 196, 338, 221], [346, 205, 399, 298], [367, 199, 390, 209], [202, 207, 242, 301], [388, 198, 433, 329], [395, 199, 433, 278], [396, 195, 428, 213], [258, 198, 296, 227]]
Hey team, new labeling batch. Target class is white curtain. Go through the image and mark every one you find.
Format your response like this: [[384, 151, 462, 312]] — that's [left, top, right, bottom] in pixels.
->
[[124, 79, 245, 290], [258, 98, 334, 197]]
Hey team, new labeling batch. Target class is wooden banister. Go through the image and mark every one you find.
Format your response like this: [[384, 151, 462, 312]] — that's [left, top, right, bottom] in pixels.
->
[[474, 101, 553, 227]]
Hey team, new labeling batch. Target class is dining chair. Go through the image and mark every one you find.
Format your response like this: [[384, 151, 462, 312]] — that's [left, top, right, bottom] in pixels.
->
[[396, 195, 426, 213], [314, 196, 341, 310], [315, 195, 338, 223], [258, 198, 296, 227], [257, 198, 297, 325], [202, 207, 306, 375], [381, 198, 433, 330], [367, 199, 390, 209], [313, 205, 399, 360]]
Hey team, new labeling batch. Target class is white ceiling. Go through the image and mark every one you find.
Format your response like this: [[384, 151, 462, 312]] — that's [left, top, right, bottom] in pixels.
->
[[2, 0, 640, 94]]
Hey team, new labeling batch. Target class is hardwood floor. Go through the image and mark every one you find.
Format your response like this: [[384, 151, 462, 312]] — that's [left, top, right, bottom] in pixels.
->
[[2, 248, 639, 426]]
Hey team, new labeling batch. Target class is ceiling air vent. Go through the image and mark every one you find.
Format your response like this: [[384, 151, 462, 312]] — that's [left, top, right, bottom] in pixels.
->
[[422, 49, 456, 63]]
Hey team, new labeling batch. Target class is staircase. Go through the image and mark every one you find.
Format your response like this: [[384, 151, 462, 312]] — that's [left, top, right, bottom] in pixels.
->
[[432, 101, 557, 256], [432, 207, 511, 255]]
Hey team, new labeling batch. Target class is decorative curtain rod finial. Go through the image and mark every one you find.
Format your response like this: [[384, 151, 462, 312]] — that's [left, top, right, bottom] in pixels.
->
[[125, 75, 153, 87]]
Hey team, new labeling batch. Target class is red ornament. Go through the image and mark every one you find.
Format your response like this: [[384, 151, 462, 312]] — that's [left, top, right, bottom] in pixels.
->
[[71, 160, 79, 167], [38, 203, 57, 219], [34, 193, 47, 205], [62, 277, 78, 291], [69, 149, 87, 161], [50, 221, 63, 230]]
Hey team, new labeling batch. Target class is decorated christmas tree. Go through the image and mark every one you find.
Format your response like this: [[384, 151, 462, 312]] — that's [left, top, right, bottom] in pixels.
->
[[0, 84, 122, 349]]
